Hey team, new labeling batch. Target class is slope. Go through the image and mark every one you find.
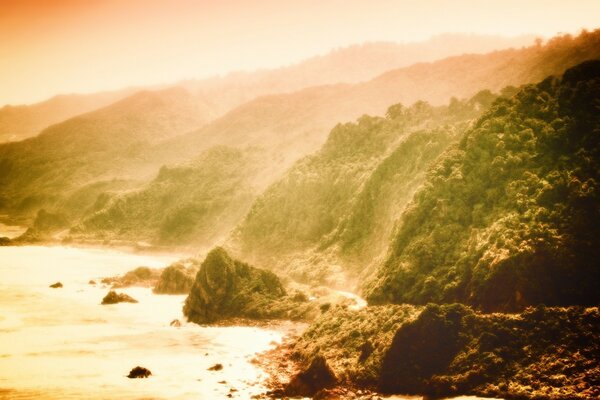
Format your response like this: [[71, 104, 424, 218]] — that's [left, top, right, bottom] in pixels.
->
[[365, 60, 600, 312]]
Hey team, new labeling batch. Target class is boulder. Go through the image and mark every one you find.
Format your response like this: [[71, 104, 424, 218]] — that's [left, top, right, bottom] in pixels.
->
[[101, 290, 138, 304], [154, 260, 199, 294], [285, 355, 337, 397], [208, 363, 223, 371], [127, 366, 151, 378], [49, 282, 63, 288]]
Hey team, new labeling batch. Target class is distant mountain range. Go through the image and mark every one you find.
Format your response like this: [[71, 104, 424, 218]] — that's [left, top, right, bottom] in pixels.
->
[[0, 33, 535, 144]]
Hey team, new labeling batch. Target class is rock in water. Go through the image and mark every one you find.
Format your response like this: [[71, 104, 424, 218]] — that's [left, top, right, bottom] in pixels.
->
[[49, 282, 63, 288], [101, 290, 138, 304], [153, 260, 200, 294], [208, 363, 223, 371], [285, 355, 337, 397], [127, 366, 151, 378], [170, 319, 182, 327]]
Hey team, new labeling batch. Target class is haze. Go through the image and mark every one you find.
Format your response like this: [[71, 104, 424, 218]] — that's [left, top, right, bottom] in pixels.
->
[[1, 0, 600, 106]]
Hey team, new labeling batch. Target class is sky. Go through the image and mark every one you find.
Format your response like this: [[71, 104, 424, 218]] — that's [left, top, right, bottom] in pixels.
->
[[1, 0, 599, 106]]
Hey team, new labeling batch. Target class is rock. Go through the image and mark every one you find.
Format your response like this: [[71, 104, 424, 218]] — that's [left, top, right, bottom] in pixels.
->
[[101, 290, 138, 305], [153, 260, 200, 294], [88, 280, 96, 285], [102, 266, 162, 289], [49, 282, 63, 288], [0, 237, 11, 246], [127, 366, 151, 378], [284, 355, 337, 397], [208, 363, 223, 371], [170, 319, 182, 327], [358, 340, 373, 362], [183, 247, 287, 324]]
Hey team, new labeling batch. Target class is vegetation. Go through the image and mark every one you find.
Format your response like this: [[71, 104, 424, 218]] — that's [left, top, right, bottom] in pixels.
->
[[101, 266, 162, 289], [379, 304, 599, 399], [183, 248, 318, 324], [292, 304, 599, 399], [293, 304, 420, 385], [73, 146, 261, 246], [366, 60, 600, 311], [153, 259, 201, 294], [232, 93, 495, 286]]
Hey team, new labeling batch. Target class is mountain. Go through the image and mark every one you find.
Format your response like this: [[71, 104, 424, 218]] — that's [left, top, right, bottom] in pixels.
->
[[364, 60, 600, 312], [0, 89, 135, 143], [181, 33, 535, 107], [0, 34, 532, 145], [0, 87, 212, 218], [168, 30, 600, 174]]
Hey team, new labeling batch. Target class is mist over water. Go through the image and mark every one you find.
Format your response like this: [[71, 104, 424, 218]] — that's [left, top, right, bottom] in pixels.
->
[[0, 246, 288, 399]]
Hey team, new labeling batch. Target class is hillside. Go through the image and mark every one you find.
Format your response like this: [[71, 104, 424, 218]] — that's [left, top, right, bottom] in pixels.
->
[[168, 30, 600, 181], [72, 146, 263, 248], [0, 89, 135, 143], [0, 87, 212, 219], [182, 34, 535, 108], [229, 93, 496, 286], [1, 34, 530, 146], [364, 60, 600, 312]]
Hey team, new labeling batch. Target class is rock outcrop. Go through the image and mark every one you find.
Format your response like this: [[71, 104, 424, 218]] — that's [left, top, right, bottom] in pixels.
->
[[183, 247, 288, 324], [153, 259, 200, 294], [101, 290, 138, 304], [101, 266, 161, 288]]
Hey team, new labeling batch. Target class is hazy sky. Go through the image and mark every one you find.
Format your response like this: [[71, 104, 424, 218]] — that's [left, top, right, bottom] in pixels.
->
[[1, 0, 599, 105]]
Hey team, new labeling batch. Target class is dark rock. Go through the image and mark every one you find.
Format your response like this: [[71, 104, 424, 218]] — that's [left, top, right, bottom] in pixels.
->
[[284, 355, 337, 397], [208, 363, 223, 371], [88, 280, 96, 285], [101, 290, 138, 305], [358, 340, 374, 362], [127, 366, 151, 378], [49, 282, 63, 288], [170, 319, 182, 327], [0, 237, 10, 246]]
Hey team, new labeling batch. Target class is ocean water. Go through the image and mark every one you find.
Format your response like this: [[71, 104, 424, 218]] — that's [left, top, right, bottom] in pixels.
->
[[0, 245, 289, 399]]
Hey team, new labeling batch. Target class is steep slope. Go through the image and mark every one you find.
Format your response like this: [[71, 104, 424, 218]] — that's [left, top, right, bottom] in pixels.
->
[[229, 96, 492, 286], [0, 89, 135, 143], [72, 146, 263, 247], [365, 60, 600, 311]]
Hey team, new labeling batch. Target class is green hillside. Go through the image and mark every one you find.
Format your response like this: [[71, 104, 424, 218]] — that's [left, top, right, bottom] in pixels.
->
[[231, 95, 494, 285], [365, 60, 600, 311], [73, 146, 261, 247]]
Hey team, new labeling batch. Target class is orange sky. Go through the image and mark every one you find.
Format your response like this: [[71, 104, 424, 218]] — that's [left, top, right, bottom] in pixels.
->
[[1, 0, 599, 106]]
